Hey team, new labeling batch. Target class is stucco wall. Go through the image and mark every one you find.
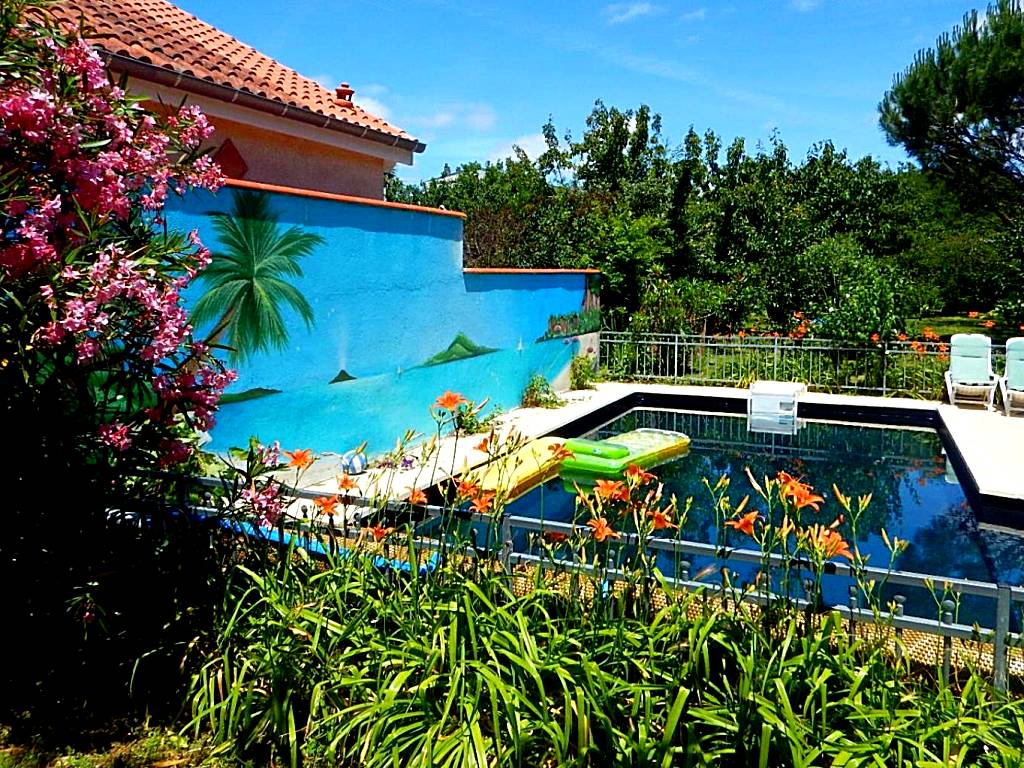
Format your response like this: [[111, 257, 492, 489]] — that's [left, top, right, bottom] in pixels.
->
[[168, 183, 598, 455], [205, 116, 387, 199]]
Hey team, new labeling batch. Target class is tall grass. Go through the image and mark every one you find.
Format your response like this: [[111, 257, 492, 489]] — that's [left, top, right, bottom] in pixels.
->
[[186, 538, 1024, 767]]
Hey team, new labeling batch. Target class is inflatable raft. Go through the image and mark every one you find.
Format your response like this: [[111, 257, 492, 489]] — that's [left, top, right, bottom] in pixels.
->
[[464, 436, 567, 502], [559, 428, 690, 491]]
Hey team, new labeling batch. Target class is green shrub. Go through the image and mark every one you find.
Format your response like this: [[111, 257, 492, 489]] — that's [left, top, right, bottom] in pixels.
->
[[568, 353, 597, 390], [521, 373, 562, 407]]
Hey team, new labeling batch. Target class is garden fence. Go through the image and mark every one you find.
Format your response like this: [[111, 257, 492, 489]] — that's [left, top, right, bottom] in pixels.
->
[[418, 509, 1024, 692], [600, 331, 1008, 399]]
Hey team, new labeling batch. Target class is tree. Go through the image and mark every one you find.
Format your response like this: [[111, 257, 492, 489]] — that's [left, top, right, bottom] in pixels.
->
[[192, 189, 324, 363], [879, 1, 1024, 216]]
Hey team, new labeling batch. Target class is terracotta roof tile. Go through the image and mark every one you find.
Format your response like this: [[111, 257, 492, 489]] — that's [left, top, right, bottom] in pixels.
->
[[51, 0, 419, 147]]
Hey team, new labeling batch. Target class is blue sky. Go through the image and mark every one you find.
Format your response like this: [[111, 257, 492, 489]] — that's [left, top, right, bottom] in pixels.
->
[[176, 0, 983, 182]]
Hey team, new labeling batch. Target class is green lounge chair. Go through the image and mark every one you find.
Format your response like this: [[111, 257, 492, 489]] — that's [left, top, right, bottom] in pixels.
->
[[945, 333, 997, 410], [999, 337, 1024, 416]]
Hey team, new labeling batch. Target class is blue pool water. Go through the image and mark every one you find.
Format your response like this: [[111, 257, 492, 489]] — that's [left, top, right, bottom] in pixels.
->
[[499, 409, 1024, 624]]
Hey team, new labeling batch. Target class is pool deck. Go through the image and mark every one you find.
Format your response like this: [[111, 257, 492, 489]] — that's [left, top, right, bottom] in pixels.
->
[[291, 382, 1024, 524]]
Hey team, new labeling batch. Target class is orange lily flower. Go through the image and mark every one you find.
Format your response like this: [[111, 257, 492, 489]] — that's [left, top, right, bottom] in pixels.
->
[[368, 523, 394, 541], [777, 471, 824, 511], [337, 473, 359, 492], [647, 509, 678, 530], [284, 448, 314, 470], [314, 495, 340, 516], [725, 510, 759, 537], [407, 488, 427, 505], [470, 491, 496, 514], [594, 478, 628, 501], [548, 442, 575, 461], [870, 333, 880, 343], [982, 320, 995, 329], [456, 477, 481, 501], [543, 530, 569, 543], [435, 390, 467, 411], [968, 311, 979, 318], [474, 435, 491, 452], [805, 524, 853, 561], [587, 516, 621, 542], [625, 464, 656, 484]]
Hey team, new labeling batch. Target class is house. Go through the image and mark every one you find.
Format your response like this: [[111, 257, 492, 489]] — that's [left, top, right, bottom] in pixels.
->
[[53, 0, 424, 199]]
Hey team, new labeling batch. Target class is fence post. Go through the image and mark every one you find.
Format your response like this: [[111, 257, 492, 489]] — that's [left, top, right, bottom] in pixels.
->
[[893, 594, 905, 663], [499, 516, 512, 574], [881, 341, 889, 396], [994, 584, 1011, 692], [673, 334, 679, 380], [773, 335, 780, 380], [941, 599, 955, 686], [848, 586, 858, 642]]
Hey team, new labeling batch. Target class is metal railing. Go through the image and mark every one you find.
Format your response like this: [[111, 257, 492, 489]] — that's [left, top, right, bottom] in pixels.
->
[[600, 331, 1008, 399], [420, 510, 1024, 691]]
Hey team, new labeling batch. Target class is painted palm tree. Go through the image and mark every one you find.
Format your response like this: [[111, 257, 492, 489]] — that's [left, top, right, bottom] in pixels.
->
[[192, 190, 325, 363]]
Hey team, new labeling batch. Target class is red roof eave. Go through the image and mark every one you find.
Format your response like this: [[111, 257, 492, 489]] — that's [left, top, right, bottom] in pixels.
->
[[106, 53, 426, 154]]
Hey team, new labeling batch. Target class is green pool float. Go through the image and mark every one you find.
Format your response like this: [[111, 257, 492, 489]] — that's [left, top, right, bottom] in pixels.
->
[[559, 428, 690, 491]]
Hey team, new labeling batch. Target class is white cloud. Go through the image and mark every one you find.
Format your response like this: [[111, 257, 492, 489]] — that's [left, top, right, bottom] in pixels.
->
[[466, 104, 497, 131], [414, 111, 456, 129], [790, 0, 820, 10], [355, 95, 391, 121], [408, 103, 496, 134], [603, 2, 660, 25], [681, 7, 706, 21], [359, 83, 389, 97], [488, 133, 548, 163]]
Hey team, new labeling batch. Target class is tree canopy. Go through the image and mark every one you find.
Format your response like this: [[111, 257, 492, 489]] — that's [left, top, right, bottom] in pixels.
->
[[879, 0, 1024, 217]]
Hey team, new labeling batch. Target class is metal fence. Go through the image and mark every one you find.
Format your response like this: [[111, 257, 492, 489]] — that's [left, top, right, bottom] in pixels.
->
[[419, 510, 1024, 691], [600, 331, 1008, 399]]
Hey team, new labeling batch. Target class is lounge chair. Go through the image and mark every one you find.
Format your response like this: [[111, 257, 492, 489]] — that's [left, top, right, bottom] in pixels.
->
[[999, 337, 1024, 416], [945, 333, 997, 410]]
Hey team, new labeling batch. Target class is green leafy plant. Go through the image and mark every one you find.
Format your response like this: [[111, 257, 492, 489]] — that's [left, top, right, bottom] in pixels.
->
[[520, 373, 562, 407], [569, 353, 597, 390]]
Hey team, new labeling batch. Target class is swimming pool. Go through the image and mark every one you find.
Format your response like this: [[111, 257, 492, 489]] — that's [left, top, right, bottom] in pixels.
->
[[494, 409, 1024, 623]]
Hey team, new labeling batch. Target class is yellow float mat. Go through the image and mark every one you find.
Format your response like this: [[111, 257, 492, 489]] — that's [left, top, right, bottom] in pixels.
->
[[465, 436, 566, 502]]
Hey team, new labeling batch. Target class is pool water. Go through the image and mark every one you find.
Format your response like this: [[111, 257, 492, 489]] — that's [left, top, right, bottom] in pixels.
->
[[502, 409, 1024, 625]]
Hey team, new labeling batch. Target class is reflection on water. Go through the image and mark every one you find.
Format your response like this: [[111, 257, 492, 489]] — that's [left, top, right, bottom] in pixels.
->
[[507, 409, 1024, 626]]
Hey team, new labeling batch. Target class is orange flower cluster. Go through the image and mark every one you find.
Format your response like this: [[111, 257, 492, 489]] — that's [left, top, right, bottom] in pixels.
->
[[802, 522, 853, 561], [407, 488, 427, 506], [981, 320, 996, 329], [314, 495, 340, 516], [284, 448, 314, 470], [434, 390, 467, 412], [625, 464, 655, 484], [594, 478, 629, 502], [548, 442, 575, 462], [778, 471, 824, 511], [790, 312, 811, 340], [368, 523, 394, 542], [725, 510, 759, 536], [968, 311, 979, 319], [587, 516, 620, 542], [337, 473, 358, 492]]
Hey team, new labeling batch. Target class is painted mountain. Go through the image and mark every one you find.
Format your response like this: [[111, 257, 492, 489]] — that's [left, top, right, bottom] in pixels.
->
[[330, 369, 357, 384], [421, 332, 497, 366]]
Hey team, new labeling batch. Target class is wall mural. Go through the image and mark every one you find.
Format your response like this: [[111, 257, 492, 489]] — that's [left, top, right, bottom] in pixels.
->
[[537, 274, 601, 341], [168, 184, 598, 455]]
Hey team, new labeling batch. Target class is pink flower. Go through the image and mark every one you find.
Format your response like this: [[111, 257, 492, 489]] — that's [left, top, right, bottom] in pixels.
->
[[98, 422, 132, 451]]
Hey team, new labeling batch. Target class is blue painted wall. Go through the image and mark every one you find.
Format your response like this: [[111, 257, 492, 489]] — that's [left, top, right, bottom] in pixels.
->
[[166, 185, 593, 455]]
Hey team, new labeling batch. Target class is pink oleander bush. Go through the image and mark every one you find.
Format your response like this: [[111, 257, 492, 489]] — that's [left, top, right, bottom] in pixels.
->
[[0, 0, 235, 730], [0, 0, 231, 473]]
